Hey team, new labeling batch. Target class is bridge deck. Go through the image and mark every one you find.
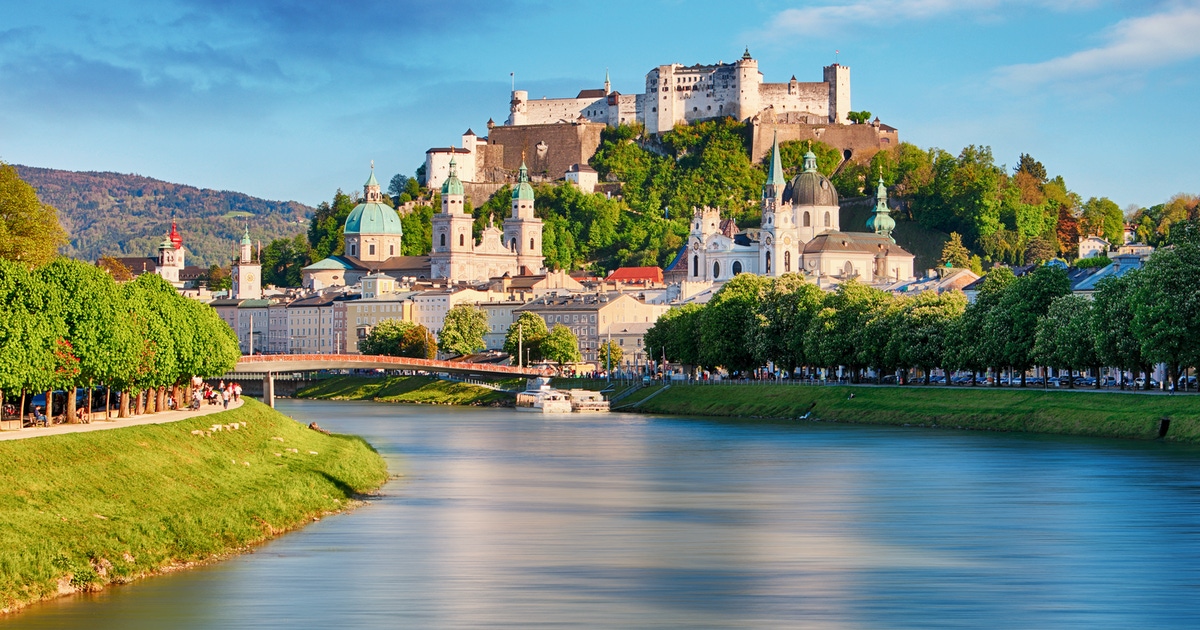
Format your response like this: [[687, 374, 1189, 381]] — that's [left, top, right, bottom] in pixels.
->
[[233, 354, 551, 377]]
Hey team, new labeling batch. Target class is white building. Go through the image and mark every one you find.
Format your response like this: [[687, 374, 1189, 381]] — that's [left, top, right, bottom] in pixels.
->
[[565, 163, 598, 194], [231, 227, 262, 300], [1078, 235, 1111, 259]]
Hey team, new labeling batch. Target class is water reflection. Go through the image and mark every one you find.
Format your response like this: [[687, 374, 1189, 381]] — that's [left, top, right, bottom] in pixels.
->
[[7, 401, 1200, 628]]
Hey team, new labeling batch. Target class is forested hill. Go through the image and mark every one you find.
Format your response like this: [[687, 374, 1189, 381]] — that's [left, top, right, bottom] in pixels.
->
[[15, 165, 312, 268]]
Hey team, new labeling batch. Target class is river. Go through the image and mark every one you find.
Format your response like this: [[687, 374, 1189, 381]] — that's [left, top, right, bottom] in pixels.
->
[[7, 399, 1200, 628]]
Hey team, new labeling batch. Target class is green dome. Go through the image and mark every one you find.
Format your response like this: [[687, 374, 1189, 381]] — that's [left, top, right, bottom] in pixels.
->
[[866, 177, 895, 240], [441, 157, 465, 196], [241, 226, 253, 246], [513, 160, 535, 202], [344, 201, 404, 236]]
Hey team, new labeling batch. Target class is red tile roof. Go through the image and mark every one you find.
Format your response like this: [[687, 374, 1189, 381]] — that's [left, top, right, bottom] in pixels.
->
[[605, 266, 663, 283]]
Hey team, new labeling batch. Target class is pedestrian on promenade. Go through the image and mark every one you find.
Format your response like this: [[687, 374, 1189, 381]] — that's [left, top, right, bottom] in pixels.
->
[[192, 389, 202, 410], [233, 382, 242, 402], [221, 387, 230, 409]]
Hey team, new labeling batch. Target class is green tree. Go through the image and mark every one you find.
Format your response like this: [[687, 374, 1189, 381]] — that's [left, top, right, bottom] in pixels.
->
[[204, 264, 232, 291], [438, 304, 488, 357], [699, 273, 769, 372], [1024, 235, 1056, 264], [262, 234, 312, 288], [308, 189, 357, 260], [1092, 272, 1148, 388], [1080, 197, 1124, 246], [0, 163, 68, 268], [985, 264, 1070, 385], [754, 274, 824, 372], [804, 280, 888, 382], [540, 324, 582, 367], [940, 232, 970, 268], [598, 340, 623, 372], [0, 259, 61, 415], [944, 266, 1015, 383], [1131, 243, 1200, 387], [1032, 294, 1096, 388], [847, 110, 873, 124], [401, 205, 434, 256], [895, 290, 967, 384], [360, 320, 436, 359], [504, 312, 549, 364], [645, 303, 703, 369]]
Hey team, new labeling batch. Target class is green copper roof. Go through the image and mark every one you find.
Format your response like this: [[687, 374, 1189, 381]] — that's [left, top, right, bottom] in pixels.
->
[[765, 132, 784, 186], [302, 256, 356, 271], [344, 201, 404, 236], [866, 177, 896, 241], [441, 157, 465, 196], [241, 227, 252, 246], [513, 160, 535, 202], [365, 168, 379, 188], [802, 150, 819, 174]]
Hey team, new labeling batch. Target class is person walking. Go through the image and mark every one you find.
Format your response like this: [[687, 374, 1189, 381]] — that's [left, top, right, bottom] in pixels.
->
[[233, 382, 242, 402], [221, 387, 230, 409]]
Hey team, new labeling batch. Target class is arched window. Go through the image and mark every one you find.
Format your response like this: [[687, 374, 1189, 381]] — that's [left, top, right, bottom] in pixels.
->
[[803, 212, 811, 227], [824, 212, 831, 227], [784, 250, 791, 272], [732, 260, 742, 275], [459, 234, 465, 247], [530, 237, 535, 251], [440, 233, 446, 247], [692, 255, 699, 277], [368, 244, 376, 256], [350, 243, 357, 256], [510, 238, 517, 251], [765, 251, 771, 274], [389, 245, 394, 256], [713, 261, 721, 279], [844, 261, 854, 276]]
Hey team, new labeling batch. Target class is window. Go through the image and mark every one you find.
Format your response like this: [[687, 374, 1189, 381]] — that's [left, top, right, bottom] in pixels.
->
[[803, 212, 811, 227], [389, 245, 394, 256], [459, 234, 465, 247], [530, 238, 535, 251], [765, 251, 772, 274], [369, 244, 375, 256], [692, 255, 699, 277], [784, 251, 791, 272], [350, 244, 357, 256], [713, 261, 720, 279], [732, 261, 742, 275], [511, 238, 517, 251], [824, 212, 831, 227], [440, 233, 446, 247]]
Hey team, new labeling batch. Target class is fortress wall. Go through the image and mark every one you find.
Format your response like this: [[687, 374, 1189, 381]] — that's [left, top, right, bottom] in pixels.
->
[[520, 97, 596, 125], [751, 121, 897, 164], [487, 122, 607, 180], [758, 82, 829, 119]]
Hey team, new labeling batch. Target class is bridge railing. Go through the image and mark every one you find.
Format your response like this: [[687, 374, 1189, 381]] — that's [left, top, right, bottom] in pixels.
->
[[235, 354, 553, 377]]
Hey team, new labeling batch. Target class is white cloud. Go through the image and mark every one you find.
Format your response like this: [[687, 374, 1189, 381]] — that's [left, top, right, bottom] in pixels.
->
[[996, 2, 1200, 86], [759, 0, 1101, 39]]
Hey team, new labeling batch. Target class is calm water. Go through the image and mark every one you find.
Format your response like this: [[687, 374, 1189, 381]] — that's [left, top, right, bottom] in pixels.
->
[[8, 400, 1200, 628]]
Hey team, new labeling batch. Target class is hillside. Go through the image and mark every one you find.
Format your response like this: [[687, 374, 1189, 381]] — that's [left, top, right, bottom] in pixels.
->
[[840, 197, 950, 273], [15, 165, 312, 268]]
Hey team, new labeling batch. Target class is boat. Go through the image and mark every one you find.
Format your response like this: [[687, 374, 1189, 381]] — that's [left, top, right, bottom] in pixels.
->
[[515, 378, 574, 414], [566, 389, 610, 413]]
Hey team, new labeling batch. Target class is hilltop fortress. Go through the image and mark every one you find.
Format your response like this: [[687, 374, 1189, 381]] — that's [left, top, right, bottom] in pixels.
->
[[426, 50, 897, 193]]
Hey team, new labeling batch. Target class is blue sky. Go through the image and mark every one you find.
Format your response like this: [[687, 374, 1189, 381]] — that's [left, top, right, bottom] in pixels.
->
[[1, 0, 1197, 210]]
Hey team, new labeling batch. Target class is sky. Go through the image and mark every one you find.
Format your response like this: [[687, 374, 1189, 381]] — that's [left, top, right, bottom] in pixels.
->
[[1, 0, 1197, 210]]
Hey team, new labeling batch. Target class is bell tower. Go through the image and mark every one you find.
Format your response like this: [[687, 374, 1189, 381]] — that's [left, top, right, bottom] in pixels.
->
[[431, 157, 475, 281], [502, 160, 544, 274], [231, 226, 262, 299]]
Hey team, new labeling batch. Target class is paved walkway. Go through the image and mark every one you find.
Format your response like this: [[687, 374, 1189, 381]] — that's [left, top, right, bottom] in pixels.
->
[[0, 398, 245, 442]]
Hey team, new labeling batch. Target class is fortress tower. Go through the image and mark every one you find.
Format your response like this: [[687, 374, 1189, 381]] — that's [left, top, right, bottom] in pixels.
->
[[822, 64, 851, 124]]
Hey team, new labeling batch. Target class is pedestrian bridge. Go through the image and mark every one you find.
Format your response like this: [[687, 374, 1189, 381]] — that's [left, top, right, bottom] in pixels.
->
[[231, 354, 551, 407]]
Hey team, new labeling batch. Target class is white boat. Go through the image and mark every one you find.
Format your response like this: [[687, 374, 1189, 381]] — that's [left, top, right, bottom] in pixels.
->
[[515, 378, 574, 414], [566, 389, 610, 413]]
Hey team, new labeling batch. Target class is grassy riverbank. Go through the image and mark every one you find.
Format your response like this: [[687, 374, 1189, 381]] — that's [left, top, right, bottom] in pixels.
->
[[0, 399, 388, 614], [295, 375, 513, 406], [632, 384, 1200, 442]]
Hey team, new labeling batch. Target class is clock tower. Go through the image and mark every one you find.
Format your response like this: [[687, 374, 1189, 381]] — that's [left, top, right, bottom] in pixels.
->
[[231, 226, 262, 299]]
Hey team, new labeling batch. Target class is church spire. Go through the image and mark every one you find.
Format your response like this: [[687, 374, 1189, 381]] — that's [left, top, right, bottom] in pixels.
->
[[364, 161, 382, 202], [765, 131, 784, 187], [604, 68, 611, 94], [867, 177, 896, 242]]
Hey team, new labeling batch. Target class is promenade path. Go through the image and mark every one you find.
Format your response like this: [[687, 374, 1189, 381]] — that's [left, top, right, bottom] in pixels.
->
[[0, 399, 244, 442]]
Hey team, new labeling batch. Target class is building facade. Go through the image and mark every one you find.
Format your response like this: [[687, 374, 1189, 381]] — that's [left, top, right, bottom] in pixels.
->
[[231, 227, 262, 300]]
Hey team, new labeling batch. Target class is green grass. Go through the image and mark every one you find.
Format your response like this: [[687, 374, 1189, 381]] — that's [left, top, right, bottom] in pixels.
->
[[633, 384, 1200, 442], [296, 375, 513, 406], [0, 399, 388, 613]]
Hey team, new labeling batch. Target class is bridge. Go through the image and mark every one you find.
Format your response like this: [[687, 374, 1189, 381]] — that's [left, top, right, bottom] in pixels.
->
[[231, 354, 551, 407]]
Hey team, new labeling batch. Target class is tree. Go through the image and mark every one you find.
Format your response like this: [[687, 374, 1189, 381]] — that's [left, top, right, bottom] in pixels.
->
[[1131, 243, 1200, 387], [940, 232, 971, 268], [985, 264, 1070, 385], [540, 324, 582, 367], [895, 290, 967, 384], [1080, 197, 1124, 246], [261, 234, 312, 288], [598, 340, 623, 372], [804, 280, 888, 382], [847, 111, 873, 124], [754, 274, 824, 372], [504, 312, 549, 364], [645, 303, 703, 370], [699, 273, 769, 372], [1016, 154, 1048, 183], [945, 266, 1015, 383], [0, 163, 68, 268], [438, 304, 488, 357], [360, 320, 435, 359], [308, 189, 357, 261], [1033, 295, 1096, 388], [204, 264, 232, 291], [1024, 235, 1056, 264], [97, 256, 133, 281], [1092, 273, 1148, 388]]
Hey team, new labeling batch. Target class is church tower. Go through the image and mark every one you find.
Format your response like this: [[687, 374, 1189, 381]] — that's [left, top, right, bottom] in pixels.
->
[[502, 160, 545, 275], [343, 165, 403, 262], [760, 133, 795, 276], [431, 157, 476, 281], [866, 177, 895, 242], [156, 218, 185, 286], [231, 226, 262, 299]]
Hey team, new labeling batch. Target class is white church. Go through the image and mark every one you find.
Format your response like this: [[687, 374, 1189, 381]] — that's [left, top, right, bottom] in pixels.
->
[[686, 135, 914, 285]]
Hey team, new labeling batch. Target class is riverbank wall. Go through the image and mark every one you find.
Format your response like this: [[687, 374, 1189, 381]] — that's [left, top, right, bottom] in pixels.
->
[[295, 375, 515, 406], [629, 383, 1200, 443], [0, 399, 388, 615]]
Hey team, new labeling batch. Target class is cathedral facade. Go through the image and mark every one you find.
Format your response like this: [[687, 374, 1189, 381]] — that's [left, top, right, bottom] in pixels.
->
[[687, 135, 914, 285]]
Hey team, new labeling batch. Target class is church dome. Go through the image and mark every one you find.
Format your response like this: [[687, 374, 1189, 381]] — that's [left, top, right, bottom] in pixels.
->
[[345, 167, 404, 236], [344, 201, 403, 235], [783, 150, 838, 207]]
